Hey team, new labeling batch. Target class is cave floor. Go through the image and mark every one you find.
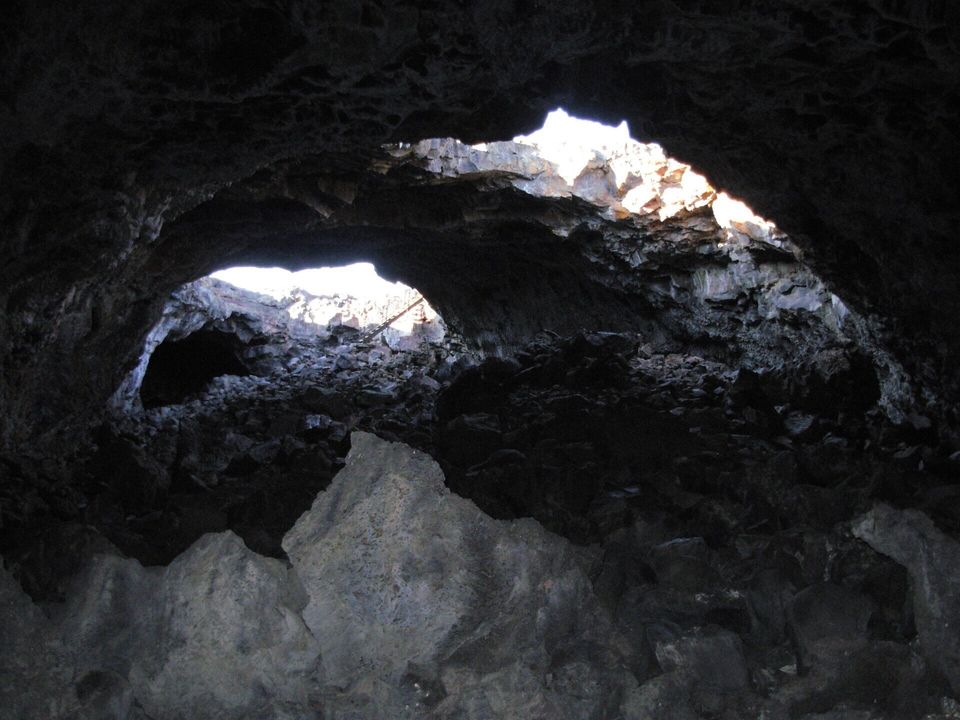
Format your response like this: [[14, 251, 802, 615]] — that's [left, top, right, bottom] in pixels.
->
[[2, 327, 959, 718]]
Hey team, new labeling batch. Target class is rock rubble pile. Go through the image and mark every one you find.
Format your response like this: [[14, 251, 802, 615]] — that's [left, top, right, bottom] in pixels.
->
[[3, 280, 960, 718]]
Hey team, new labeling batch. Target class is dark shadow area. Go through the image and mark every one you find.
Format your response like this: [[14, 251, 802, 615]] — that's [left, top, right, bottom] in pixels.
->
[[140, 328, 250, 408]]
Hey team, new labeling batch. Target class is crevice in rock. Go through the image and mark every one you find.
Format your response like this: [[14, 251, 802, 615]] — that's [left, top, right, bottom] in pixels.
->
[[140, 328, 251, 408]]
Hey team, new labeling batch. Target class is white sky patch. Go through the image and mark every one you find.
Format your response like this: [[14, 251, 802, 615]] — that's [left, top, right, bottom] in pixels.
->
[[514, 108, 776, 231], [211, 263, 410, 300], [514, 108, 632, 184], [711, 192, 776, 231]]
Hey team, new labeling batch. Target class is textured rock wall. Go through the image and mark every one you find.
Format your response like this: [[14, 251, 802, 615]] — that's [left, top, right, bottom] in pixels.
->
[[1, 1, 959, 452], [0, 0, 960, 452], [111, 276, 445, 413], [2, 132, 928, 453], [4, 432, 957, 718], [0, 433, 642, 720]]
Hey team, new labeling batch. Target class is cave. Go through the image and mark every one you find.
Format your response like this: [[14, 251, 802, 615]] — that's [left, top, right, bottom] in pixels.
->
[[140, 329, 251, 408], [2, 4, 960, 719]]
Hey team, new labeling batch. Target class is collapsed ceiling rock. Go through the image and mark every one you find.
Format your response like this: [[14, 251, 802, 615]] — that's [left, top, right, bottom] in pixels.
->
[[0, 434, 635, 719], [112, 276, 448, 414], [4, 125, 934, 453], [2, 4, 960, 718], [3, 285, 960, 717], [2, 433, 953, 719], [853, 504, 960, 696]]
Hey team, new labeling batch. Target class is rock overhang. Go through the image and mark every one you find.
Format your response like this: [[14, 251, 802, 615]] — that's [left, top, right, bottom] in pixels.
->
[[1, 1, 958, 447]]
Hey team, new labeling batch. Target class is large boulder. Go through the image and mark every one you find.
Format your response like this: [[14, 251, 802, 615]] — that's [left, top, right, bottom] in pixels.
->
[[283, 431, 639, 719], [2, 432, 652, 719], [0, 533, 320, 720], [853, 504, 960, 695]]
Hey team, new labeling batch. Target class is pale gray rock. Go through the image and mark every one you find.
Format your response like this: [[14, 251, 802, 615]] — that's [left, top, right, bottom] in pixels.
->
[[3, 433, 662, 719], [852, 504, 960, 695], [283, 431, 639, 719], [128, 533, 321, 720], [0, 533, 320, 720]]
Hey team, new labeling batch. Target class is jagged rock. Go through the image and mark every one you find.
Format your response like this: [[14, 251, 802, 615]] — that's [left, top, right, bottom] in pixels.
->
[[438, 412, 504, 467], [653, 628, 750, 691], [1, 532, 320, 720], [1, 6, 959, 715], [852, 504, 960, 695], [648, 537, 718, 592], [2, 301, 958, 718], [283, 432, 638, 719], [4, 433, 674, 719]]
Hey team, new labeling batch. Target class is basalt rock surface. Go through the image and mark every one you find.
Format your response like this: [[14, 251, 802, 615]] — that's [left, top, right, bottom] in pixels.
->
[[1, 130, 937, 456], [2, 428, 958, 719], [1, 1, 959, 453], [2, 3, 960, 718], [1, 280, 463, 579], [3, 278, 960, 717]]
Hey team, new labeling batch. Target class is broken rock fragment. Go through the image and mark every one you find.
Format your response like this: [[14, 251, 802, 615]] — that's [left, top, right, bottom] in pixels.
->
[[283, 431, 639, 719], [853, 504, 960, 695]]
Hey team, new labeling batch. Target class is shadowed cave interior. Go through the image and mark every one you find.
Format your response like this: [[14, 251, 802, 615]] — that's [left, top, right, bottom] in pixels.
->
[[141, 328, 252, 409], [2, 5, 960, 719]]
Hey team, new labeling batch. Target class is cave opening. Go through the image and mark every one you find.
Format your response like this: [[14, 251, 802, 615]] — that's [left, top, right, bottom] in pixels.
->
[[3, 83, 960, 718], [84, 107, 902, 568], [140, 329, 251, 409], [209, 262, 446, 344], [126, 261, 453, 414], [3, 3, 960, 714], [10, 107, 909, 575]]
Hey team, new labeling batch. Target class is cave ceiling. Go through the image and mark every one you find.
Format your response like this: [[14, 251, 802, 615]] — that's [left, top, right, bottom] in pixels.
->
[[1, 1, 959, 448], [4, 6, 960, 715]]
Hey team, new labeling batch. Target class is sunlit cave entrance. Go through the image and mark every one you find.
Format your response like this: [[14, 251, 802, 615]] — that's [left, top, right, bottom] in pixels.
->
[[5, 109, 957, 719], [93, 108, 900, 571], [133, 263, 451, 412]]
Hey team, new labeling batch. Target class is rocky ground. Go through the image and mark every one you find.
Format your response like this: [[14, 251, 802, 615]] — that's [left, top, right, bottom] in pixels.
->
[[3, 280, 960, 718], [3, 4, 959, 718]]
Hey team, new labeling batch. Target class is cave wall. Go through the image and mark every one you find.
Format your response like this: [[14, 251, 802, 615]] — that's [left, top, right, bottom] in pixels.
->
[[1, 1, 959, 451]]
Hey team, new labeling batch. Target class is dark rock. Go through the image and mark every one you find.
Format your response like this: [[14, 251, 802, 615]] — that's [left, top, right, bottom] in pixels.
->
[[300, 387, 352, 419], [438, 413, 503, 467], [853, 504, 960, 695], [0, 8, 957, 715], [648, 537, 719, 592], [267, 412, 305, 437], [653, 628, 750, 691], [88, 430, 169, 513], [788, 583, 873, 671]]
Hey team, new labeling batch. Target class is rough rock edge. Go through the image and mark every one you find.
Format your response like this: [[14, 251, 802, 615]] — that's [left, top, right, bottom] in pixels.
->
[[0, 432, 645, 720], [853, 503, 960, 696]]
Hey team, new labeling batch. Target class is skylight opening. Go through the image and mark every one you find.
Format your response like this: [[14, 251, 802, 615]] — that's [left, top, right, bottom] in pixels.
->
[[210, 263, 442, 337], [513, 108, 632, 185], [510, 108, 778, 234]]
